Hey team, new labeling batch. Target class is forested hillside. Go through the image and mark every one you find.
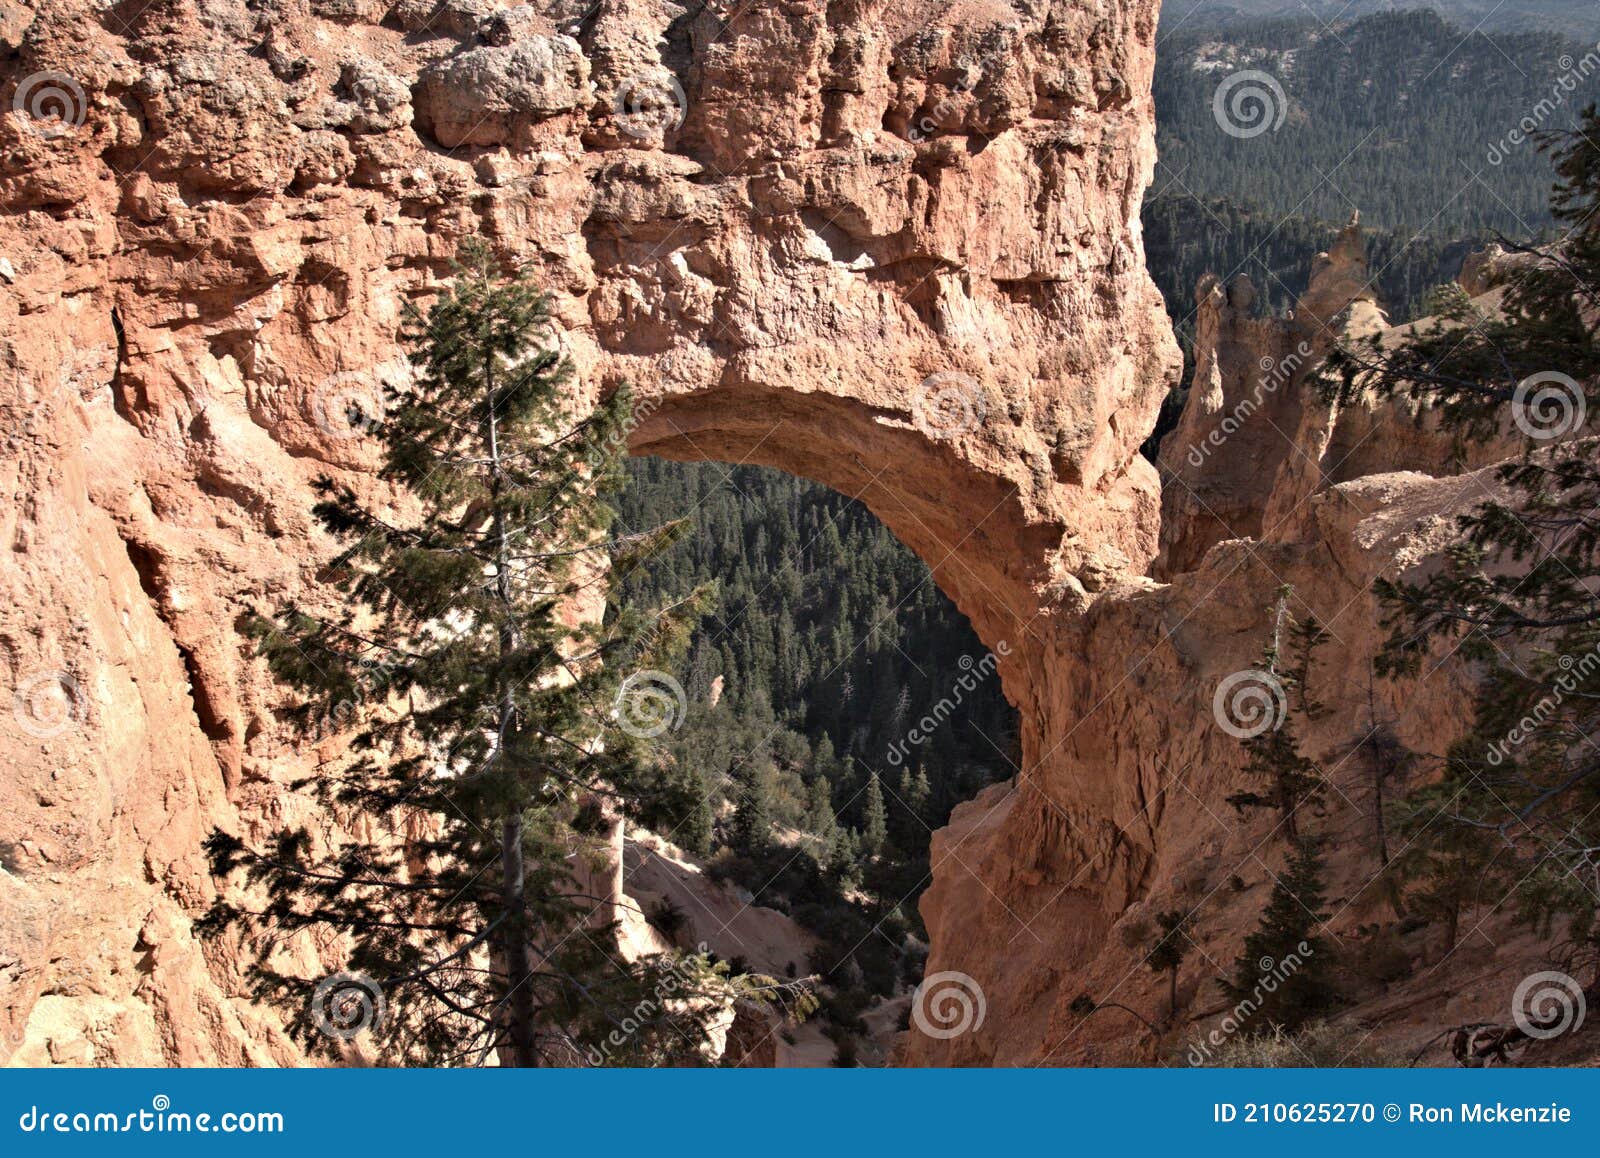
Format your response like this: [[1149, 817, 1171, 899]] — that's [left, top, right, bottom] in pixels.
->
[[615, 460, 1017, 1030], [1153, 10, 1587, 233], [1144, 194, 1488, 332], [1161, 0, 1600, 43], [1145, 8, 1599, 357]]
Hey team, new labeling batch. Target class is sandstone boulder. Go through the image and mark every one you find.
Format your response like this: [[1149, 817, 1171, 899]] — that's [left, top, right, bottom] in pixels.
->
[[413, 37, 590, 147]]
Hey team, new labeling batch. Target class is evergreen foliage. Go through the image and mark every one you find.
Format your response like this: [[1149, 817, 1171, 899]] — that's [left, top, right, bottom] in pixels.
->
[[613, 458, 1018, 1007], [198, 241, 784, 1065], [1153, 11, 1593, 234], [1148, 909, 1192, 1020], [1226, 597, 1330, 842], [1142, 193, 1491, 350], [1224, 839, 1340, 1032], [1323, 109, 1600, 975]]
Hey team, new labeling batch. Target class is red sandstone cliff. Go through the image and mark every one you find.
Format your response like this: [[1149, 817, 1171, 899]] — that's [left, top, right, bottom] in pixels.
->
[[0, 0, 1578, 1067]]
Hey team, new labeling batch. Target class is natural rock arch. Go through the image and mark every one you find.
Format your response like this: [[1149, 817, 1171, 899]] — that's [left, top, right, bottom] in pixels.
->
[[0, 0, 1206, 1065]]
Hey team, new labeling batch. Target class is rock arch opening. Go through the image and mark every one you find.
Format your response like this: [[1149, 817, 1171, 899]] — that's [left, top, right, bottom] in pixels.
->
[[613, 453, 1022, 1063]]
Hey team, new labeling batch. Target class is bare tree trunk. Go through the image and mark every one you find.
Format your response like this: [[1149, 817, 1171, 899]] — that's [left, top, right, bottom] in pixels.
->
[[485, 350, 539, 1068], [499, 817, 538, 1066]]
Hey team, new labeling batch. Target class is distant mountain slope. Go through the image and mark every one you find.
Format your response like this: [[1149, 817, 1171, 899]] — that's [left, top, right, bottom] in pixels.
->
[[1143, 193, 1487, 338], [1153, 9, 1596, 235], [1161, 0, 1600, 41]]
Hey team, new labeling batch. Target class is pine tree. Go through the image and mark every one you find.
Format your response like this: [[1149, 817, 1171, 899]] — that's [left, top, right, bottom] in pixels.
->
[[729, 759, 775, 858], [913, 766, 932, 808], [1226, 597, 1328, 842], [892, 766, 932, 847], [861, 772, 889, 855], [1225, 839, 1338, 1032], [1324, 110, 1600, 957], [805, 774, 837, 839], [825, 826, 863, 891], [1147, 909, 1191, 1023], [198, 240, 742, 1065], [1390, 748, 1508, 957]]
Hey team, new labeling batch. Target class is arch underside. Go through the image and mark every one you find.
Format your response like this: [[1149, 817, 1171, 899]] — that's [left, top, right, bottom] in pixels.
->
[[627, 385, 1069, 671]]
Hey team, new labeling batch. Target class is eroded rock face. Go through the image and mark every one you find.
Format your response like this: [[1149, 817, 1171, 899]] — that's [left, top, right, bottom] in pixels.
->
[[0, 0, 1176, 1064], [899, 219, 1575, 1068], [0, 0, 1548, 1069], [1153, 219, 1521, 580]]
